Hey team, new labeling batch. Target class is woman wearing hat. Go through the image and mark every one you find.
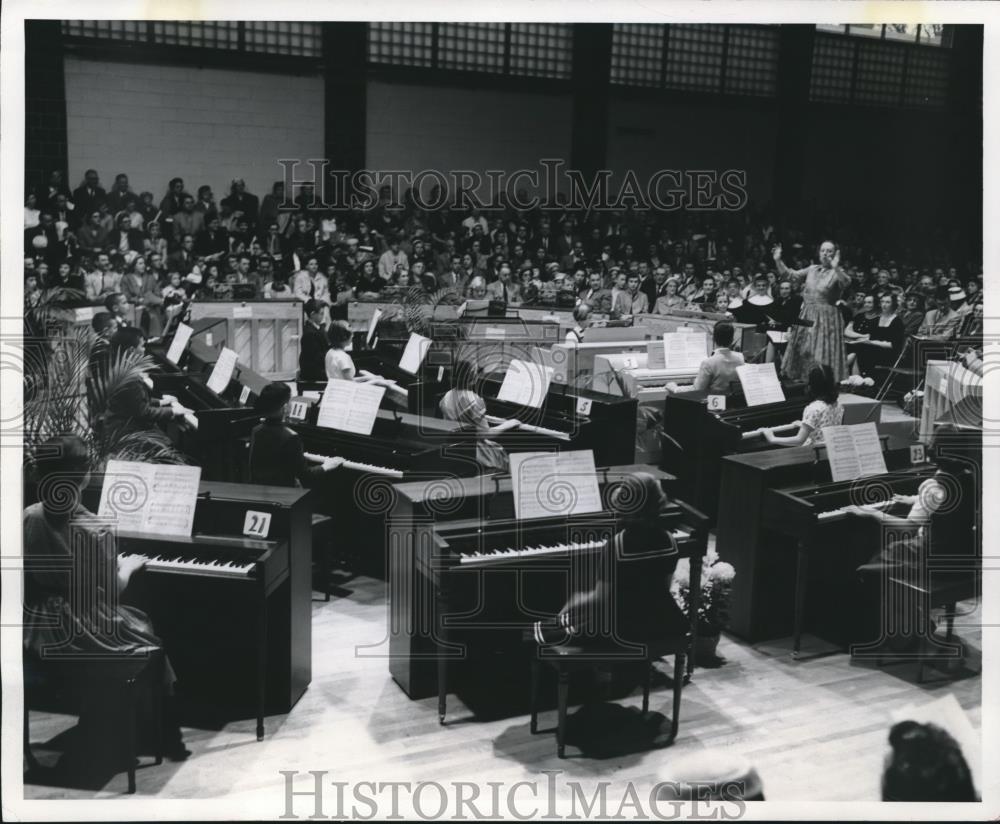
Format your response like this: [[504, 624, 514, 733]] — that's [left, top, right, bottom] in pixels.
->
[[654, 277, 688, 314]]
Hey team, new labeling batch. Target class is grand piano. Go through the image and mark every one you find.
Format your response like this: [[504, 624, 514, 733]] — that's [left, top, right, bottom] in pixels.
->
[[716, 444, 938, 650], [386, 467, 709, 720]]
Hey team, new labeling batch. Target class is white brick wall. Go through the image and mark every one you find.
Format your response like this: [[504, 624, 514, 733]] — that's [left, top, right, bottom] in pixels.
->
[[64, 56, 324, 208], [366, 81, 573, 201]]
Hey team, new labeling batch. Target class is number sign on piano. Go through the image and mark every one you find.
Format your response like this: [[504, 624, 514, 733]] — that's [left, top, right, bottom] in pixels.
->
[[207, 347, 239, 394], [316, 381, 385, 435], [242, 510, 272, 538], [288, 400, 309, 422], [98, 460, 201, 536], [821, 422, 888, 482], [508, 449, 602, 521], [736, 362, 786, 407], [165, 322, 194, 365], [497, 359, 554, 409], [399, 332, 432, 375]]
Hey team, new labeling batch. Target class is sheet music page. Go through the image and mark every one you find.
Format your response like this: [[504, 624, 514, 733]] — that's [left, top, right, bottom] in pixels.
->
[[206, 346, 239, 394], [98, 461, 200, 535], [316, 381, 385, 435], [822, 425, 863, 482], [143, 464, 201, 536], [509, 450, 602, 521], [662, 332, 706, 370], [366, 308, 383, 346], [736, 362, 785, 406], [398, 332, 431, 375], [165, 322, 194, 365], [98, 460, 152, 532], [497, 359, 553, 408], [851, 422, 888, 478], [646, 340, 667, 369]]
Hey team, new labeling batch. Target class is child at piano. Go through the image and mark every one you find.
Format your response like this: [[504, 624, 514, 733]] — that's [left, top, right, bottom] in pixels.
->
[[762, 363, 843, 447], [23, 435, 190, 774], [249, 382, 344, 487], [324, 320, 396, 389], [531, 472, 689, 647], [438, 387, 518, 474]]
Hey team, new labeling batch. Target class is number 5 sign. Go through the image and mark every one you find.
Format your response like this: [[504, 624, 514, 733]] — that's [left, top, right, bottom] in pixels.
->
[[243, 510, 272, 539]]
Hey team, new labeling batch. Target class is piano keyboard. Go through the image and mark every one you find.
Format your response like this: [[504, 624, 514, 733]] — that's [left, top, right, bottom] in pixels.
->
[[485, 416, 571, 441], [742, 422, 799, 440], [817, 500, 894, 522], [303, 451, 404, 479], [119, 551, 254, 578], [457, 530, 690, 566]]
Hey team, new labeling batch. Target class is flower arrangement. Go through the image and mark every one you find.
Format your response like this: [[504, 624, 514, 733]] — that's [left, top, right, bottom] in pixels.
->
[[841, 375, 875, 388], [670, 546, 736, 635]]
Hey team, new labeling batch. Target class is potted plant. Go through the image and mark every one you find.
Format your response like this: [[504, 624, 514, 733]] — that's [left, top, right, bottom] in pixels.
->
[[670, 547, 736, 664]]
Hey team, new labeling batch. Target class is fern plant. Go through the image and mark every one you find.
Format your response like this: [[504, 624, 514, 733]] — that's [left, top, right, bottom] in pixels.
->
[[22, 290, 185, 472]]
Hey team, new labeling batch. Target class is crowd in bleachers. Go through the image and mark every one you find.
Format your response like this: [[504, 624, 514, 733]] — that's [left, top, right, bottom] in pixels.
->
[[25, 167, 982, 374]]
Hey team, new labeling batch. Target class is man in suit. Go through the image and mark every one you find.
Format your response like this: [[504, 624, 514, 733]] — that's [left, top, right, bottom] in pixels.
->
[[168, 234, 197, 276], [578, 270, 611, 314], [106, 214, 145, 258], [625, 272, 649, 315], [221, 179, 260, 234], [298, 299, 329, 382], [104, 173, 134, 217], [72, 169, 106, 219], [485, 262, 521, 305]]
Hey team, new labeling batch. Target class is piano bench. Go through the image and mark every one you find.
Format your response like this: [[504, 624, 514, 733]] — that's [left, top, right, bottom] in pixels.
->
[[24, 650, 165, 793], [529, 637, 687, 759]]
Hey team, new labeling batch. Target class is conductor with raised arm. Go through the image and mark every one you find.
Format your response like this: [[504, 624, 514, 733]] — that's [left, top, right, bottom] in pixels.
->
[[773, 240, 851, 381]]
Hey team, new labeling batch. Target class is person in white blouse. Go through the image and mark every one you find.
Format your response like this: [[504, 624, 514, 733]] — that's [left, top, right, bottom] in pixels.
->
[[324, 321, 396, 390], [762, 363, 843, 447]]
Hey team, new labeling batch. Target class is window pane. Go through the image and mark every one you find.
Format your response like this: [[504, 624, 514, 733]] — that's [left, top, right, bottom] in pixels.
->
[[367, 22, 434, 67], [438, 22, 505, 73], [61, 20, 146, 42], [723, 25, 779, 97], [664, 24, 725, 92], [854, 40, 905, 105], [509, 23, 572, 79], [847, 24, 884, 39], [884, 24, 919, 43], [151, 21, 240, 49], [810, 33, 855, 103], [610, 23, 664, 87], [904, 47, 951, 108], [245, 22, 322, 57]]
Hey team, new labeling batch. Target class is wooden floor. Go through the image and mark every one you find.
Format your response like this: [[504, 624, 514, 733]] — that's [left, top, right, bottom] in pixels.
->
[[23, 574, 982, 805]]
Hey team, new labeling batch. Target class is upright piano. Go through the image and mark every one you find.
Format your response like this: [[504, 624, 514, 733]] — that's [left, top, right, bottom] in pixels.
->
[[387, 466, 709, 718], [660, 386, 807, 519], [99, 481, 312, 738], [475, 375, 638, 466], [148, 336, 271, 480], [716, 445, 936, 648]]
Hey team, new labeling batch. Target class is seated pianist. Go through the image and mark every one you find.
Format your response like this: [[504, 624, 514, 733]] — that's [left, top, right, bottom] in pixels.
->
[[438, 361, 522, 475], [667, 321, 745, 395], [324, 319, 396, 390], [847, 430, 978, 651], [532, 472, 689, 647], [564, 304, 590, 345], [761, 363, 843, 447], [99, 327, 194, 441], [248, 382, 343, 487]]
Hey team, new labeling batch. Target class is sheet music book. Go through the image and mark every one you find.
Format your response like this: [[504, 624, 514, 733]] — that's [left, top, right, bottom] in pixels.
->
[[206, 347, 239, 394], [497, 359, 553, 408], [165, 322, 194, 365], [646, 341, 667, 370], [663, 332, 707, 370], [98, 460, 201, 536], [509, 450, 602, 521], [366, 308, 383, 346], [821, 423, 887, 481], [398, 332, 431, 375], [736, 362, 785, 406], [316, 381, 385, 435]]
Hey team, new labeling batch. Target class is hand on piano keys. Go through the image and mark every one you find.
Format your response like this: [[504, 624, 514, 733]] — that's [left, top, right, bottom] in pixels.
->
[[485, 415, 571, 441], [118, 550, 255, 578], [357, 370, 408, 399], [744, 421, 800, 441], [829, 500, 896, 522]]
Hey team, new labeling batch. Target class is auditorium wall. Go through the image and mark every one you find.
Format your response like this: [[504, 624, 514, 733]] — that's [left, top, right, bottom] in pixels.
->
[[605, 96, 779, 212], [63, 56, 324, 205], [365, 80, 574, 202]]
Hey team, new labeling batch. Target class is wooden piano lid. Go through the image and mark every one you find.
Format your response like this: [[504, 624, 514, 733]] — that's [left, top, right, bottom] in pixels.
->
[[198, 480, 311, 507], [394, 464, 677, 504]]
